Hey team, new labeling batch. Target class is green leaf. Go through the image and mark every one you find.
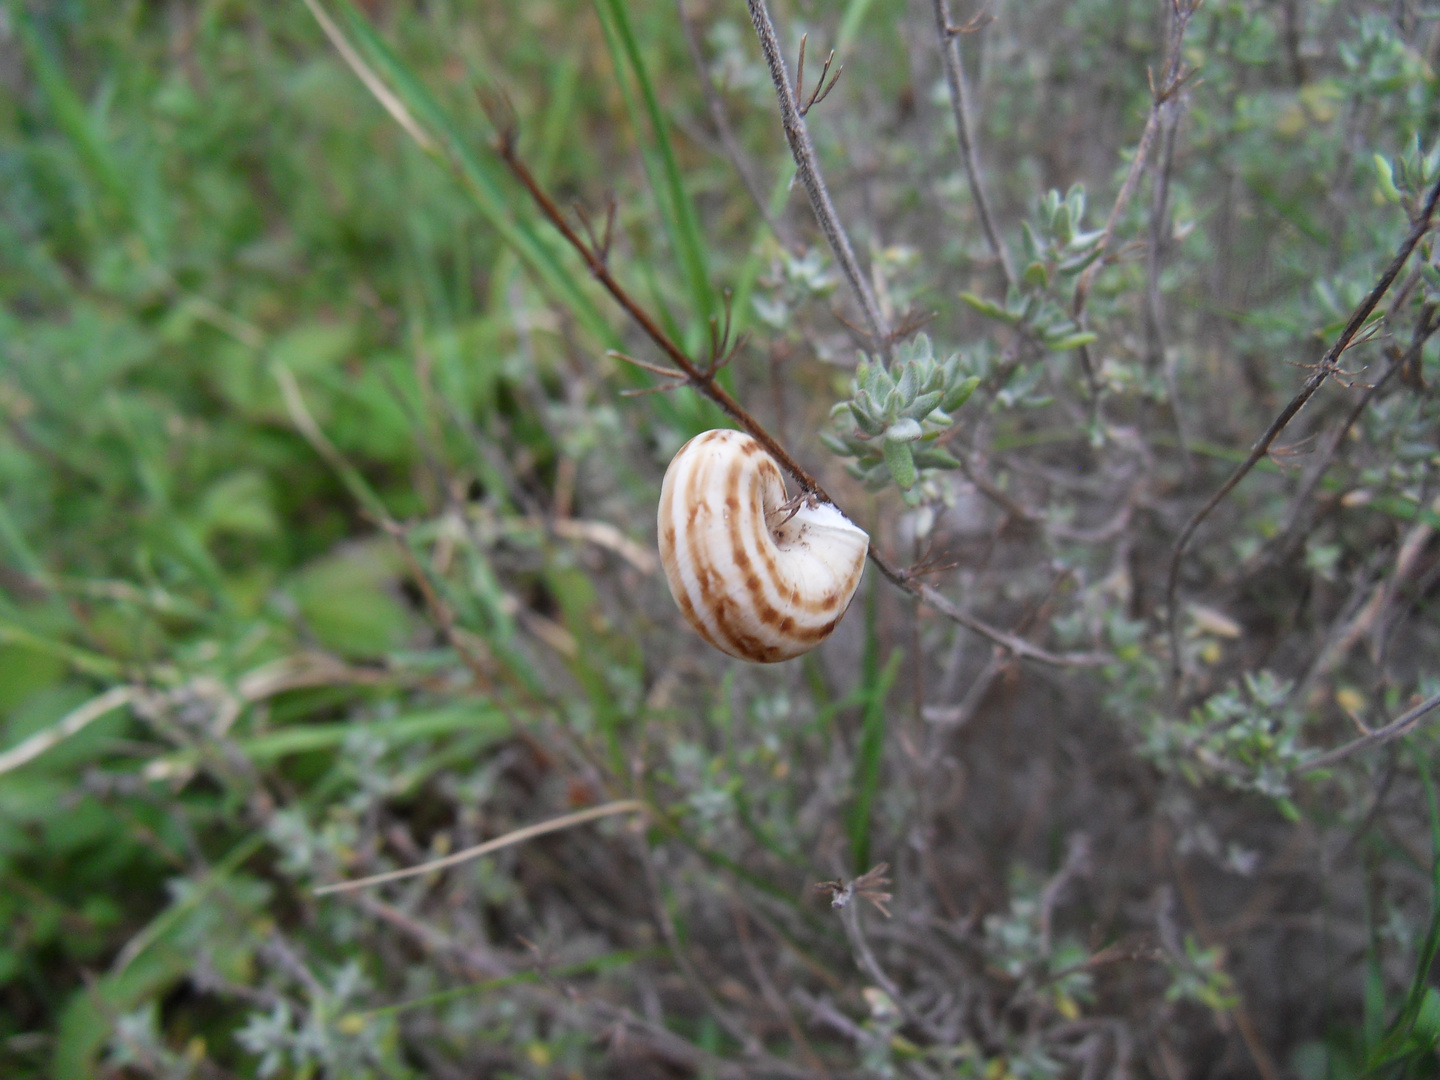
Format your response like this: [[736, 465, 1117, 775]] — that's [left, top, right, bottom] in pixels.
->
[[883, 438, 916, 489], [884, 417, 923, 443], [1375, 152, 1403, 201], [593, 0, 715, 336], [913, 447, 963, 469], [1044, 331, 1099, 351], [959, 291, 1018, 324], [942, 375, 981, 412]]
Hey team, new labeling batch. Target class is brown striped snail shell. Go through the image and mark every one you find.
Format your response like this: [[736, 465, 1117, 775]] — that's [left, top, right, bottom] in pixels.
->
[[657, 429, 869, 663]]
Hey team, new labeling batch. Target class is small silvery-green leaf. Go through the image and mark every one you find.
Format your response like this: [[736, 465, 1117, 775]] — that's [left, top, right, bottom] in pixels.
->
[[1055, 204, 1073, 245], [871, 364, 896, 398], [1023, 261, 1050, 289], [1056, 247, 1104, 276], [885, 417, 923, 443], [903, 390, 943, 420], [895, 361, 918, 406], [883, 438, 917, 489], [1374, 153, 1402, 201], [913, 447, 962, 469], [899, 333, 934, 365], [819, 431, 852, 455], [941, 375, 981, 412], [1021, 220, 1042, 262], [849, 400, 887, 436]]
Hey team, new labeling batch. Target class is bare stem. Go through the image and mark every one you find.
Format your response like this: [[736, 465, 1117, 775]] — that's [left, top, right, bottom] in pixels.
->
[[1074, 1, 1198, 314], [1299, 691, 1440, 774], [1267, 301, 1438, 563], [743, 0, 893, 359], [930, 0, 1013, 288]]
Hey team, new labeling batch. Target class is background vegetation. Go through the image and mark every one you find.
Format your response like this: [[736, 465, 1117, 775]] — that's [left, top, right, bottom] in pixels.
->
[[1, 0, 1439, 1076]]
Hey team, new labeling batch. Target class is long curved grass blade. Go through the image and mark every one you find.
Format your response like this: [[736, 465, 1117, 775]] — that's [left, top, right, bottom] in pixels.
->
[[593, 0, 716, 336], [313, 0, 617, 348]]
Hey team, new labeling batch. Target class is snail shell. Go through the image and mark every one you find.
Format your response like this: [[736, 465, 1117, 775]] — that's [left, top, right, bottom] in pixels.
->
[[657, 429, 869, 663]]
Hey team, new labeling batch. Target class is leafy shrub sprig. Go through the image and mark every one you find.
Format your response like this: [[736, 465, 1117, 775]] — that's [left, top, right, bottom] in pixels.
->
[[821, 333, 979, 501]]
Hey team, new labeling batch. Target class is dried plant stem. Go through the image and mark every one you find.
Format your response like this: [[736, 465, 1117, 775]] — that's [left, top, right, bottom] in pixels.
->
[[1165, 169, 1440, 686], [838, 903, 944, 1041], [301, 0, 435, 152], [314, 799, 647, 895], [1069, 0, 1197, 407], [930, 0, 1013, 288], [743, 0, 893, 358], [0, 685, 136, 776]]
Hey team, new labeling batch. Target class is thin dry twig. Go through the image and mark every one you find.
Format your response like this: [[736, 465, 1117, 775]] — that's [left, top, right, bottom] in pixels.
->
[[1165, 168, 1440, 686], [1073, 0, 1200, 321], [1298, 691, 1440, 774], [743, 0, 893, 358], [930, 0, 1013, 286], [491, 131, 835, 500], [1268, 302, 1438, 561], [314, 799, 647, 895]]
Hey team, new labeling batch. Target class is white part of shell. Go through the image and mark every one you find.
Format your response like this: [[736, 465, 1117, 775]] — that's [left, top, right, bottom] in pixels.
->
[[657, 429, 869, 662]]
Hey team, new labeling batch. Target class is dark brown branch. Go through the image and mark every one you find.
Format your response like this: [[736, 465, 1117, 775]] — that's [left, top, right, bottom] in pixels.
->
[[1165, 170, 1440, 686]]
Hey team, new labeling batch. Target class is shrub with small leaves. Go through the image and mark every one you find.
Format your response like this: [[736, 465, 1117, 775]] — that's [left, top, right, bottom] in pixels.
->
[[1141, 671, 1314, 804], [821, 334, 979, 501]]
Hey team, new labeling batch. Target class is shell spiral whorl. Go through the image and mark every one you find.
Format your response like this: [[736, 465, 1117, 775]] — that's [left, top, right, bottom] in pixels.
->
[[657, 429, 869, 663]]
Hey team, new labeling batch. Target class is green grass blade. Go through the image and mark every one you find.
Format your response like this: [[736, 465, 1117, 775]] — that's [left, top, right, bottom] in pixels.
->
[[1373, 740, 1440, 1063], [593, 0, 716, 335], [836, 0, 878, 54], [12, 8, 131, 221], [849, 582, 901, 873], [146, 704, 509, 775]]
